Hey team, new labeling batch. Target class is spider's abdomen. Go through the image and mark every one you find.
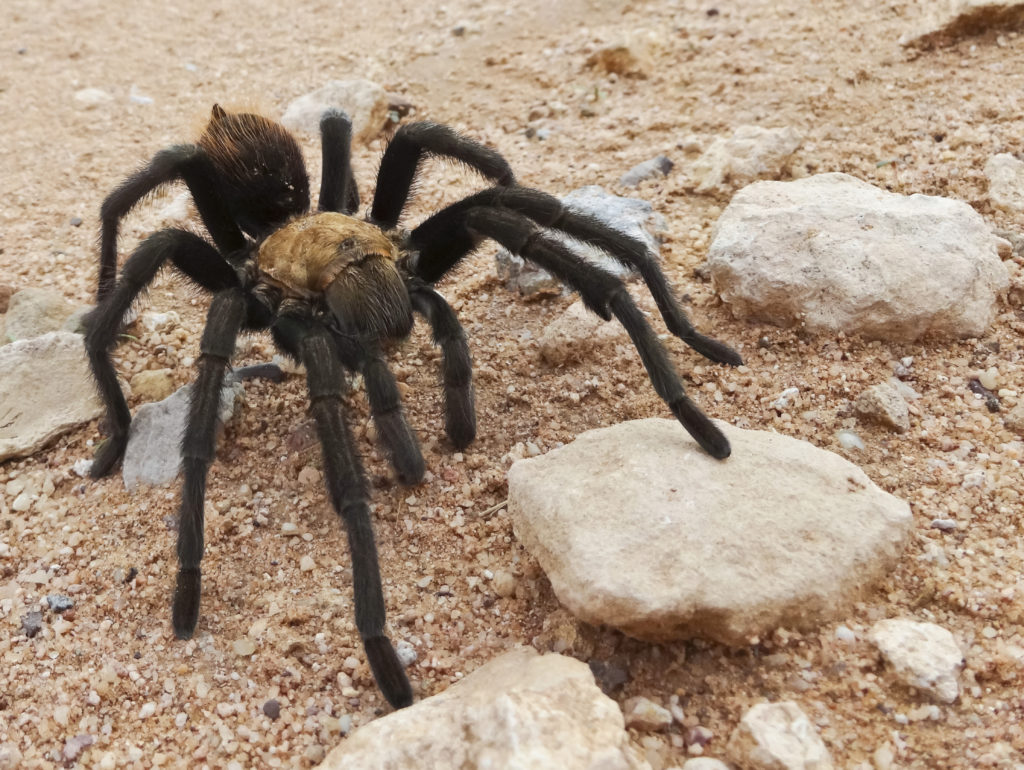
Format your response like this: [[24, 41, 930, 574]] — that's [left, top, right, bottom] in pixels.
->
[[259, 212, 412, 339]]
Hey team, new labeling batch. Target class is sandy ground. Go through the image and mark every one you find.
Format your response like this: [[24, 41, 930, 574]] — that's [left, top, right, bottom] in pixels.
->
[[2, 0, 1024, 767]]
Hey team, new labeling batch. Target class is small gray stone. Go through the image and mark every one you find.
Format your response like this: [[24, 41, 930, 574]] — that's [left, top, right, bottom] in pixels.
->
[[21, 611, 43, 638], [46, 594, 74, 613], [263, 699, 281, 720], [496, 185, 667, 296], [62, 735, 94, 763], [122, 377, 245, 491], [618, 155, 674, 187]]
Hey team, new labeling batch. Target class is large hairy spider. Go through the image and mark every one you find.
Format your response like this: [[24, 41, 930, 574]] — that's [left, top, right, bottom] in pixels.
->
[[84, 105, 741, 709]]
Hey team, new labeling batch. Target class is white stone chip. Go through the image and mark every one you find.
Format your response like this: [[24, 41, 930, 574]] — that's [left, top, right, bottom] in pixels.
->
[[868, 618, 964, 703], [320, 648, 648, 770], [727, 701, 834, 770]]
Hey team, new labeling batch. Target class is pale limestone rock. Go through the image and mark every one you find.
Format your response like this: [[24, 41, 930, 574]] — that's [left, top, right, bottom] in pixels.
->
[[282, 80, 390, 143], [0, 332, 103, 462], [509, 418, 912, 645], [727, 702, 833, 770], [4, 287, 79, 342], [539, 299, 626, 366], [129, 369, 176, 402], [623, 696, 673, 731], [707, 173, 1009, 341], [321, 647, 649, 770], [868, 618, 964, 703], [496, 185, 667, 296], [900, 0, 1024, 46], [690, 125, 802, 193], [122, 378, 245, 491], [985, 153, 1024, 212], [854, 383, 910, 434], [682, 760, 732, 770], [1004, 402, 1024, 435]]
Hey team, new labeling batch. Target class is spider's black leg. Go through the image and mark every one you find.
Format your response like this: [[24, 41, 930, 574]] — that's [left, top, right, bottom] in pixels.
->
[[172, 286, 247, 639], [370, 122, 515, 229], [84, 229, 240, 478], [318, 110, 360, 215], [360, 342, 425, 485], [98, 145, 246, 300], [276, 315, 412, 709], [411, 206, 731, 459], [406, 283, 476, 449], [410, 185, 742, 367]]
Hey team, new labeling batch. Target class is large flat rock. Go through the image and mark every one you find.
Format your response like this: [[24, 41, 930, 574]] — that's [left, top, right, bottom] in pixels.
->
[[509, 418, 913, 645]]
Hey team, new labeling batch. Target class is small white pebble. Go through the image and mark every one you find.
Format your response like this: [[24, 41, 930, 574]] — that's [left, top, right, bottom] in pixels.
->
[[299, 555, 316, 572], [281, 522, 299, 536], [174, 713, 187, 728], [216, 702, 234, 718], [835, 625, 856, 643], [138, 702, 157, 719], [344, 656, 360, 671], [233, 638, 257, 656]]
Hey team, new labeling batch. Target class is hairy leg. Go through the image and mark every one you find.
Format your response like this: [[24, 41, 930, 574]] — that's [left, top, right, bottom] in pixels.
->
[[318, 110, 360, 215], [84, 229, 239, 477], [172, 287, 247, 638], [370, 122, 515, 229], [98, 145, 245, 300]]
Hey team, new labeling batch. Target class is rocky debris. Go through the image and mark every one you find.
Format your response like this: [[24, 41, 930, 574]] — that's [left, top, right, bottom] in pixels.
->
[[45, 594, 74, 613], [622, 696, 673, 731], [854, 382, 910, 434], [899, 0, 1024, 47], [586, 44, 648, 78], [121, 376, 245, 491], [984, 153, 1024, 212], [321, 647, 649, 770], [0, 284, 15, 313], [682, 760, 731, 770], [62, 735, 94, 763], [262, 699, 281, 721], [538, 299, 627, 366], [73, 87, 113, 109], [3, 287, 82, 342], [707, 173, 1010, 341], [21, 611, 43, 638], [138, 309, 181, 333], [508, 418, 912, 645], [0, 332, 103, 462], [689, 125, 802, 193], [496, 185, 667, 296], [129, 368, 176, 402], [281, 80, 391, 143], [868, 618, 964, 704], [619, 155, 673, 187], [726, 701, 834, 770], [1004, 402, 1024, 435]]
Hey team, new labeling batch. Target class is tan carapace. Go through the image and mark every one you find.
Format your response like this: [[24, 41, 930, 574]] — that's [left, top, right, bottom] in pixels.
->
[[257, 211, 413, 338]]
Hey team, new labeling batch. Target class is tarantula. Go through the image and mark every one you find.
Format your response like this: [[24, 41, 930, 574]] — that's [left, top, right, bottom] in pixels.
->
[[84, 104, 741, 709]]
